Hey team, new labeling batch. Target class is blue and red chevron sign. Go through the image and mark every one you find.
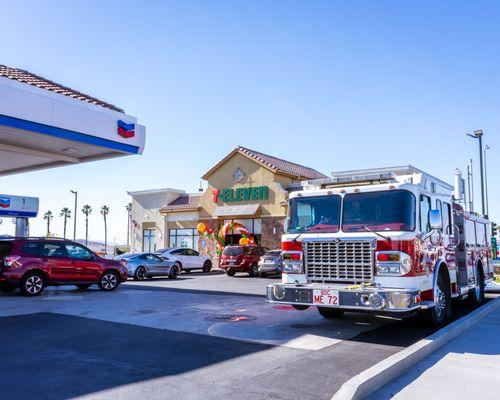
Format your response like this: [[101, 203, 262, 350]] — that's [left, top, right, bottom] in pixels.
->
[[0, 196, 11, 209], [117, 120, 135, 139]]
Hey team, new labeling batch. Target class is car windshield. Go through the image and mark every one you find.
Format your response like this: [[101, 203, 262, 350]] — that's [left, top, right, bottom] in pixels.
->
[[342, 190, 416, 232], [223, 246, 243, 256], [287, 195, 341, 233]]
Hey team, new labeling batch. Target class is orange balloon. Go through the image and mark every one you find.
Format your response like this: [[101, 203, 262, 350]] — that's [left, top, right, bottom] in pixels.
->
[[197, 223, 207, 233]]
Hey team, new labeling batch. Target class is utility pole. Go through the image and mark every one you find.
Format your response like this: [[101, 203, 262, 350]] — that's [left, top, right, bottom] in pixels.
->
[[467, 130, 486, 217], [70, 190, 78, 240], [484, 145, 490, 217]]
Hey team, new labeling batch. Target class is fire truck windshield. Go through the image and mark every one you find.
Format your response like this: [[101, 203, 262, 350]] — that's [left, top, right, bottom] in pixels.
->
[[287, 195, 341, 233], [342, 190, 416, 232]]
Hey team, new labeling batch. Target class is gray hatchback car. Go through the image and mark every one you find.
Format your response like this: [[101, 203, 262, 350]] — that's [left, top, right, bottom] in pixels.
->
[[116, 252, 180, 281]]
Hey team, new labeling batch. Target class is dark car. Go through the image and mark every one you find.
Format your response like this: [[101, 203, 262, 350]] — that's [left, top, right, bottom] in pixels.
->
[[257, 249, 282, 277], [219, 245, 268, 277], [0, 237, 128, 296]]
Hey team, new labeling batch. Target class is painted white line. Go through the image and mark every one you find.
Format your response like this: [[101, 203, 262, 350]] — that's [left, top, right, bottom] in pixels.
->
[[331, 297, 500, 400]]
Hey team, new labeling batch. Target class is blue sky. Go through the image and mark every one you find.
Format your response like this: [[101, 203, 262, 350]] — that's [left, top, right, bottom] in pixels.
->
[[0, 0, 499, 243]]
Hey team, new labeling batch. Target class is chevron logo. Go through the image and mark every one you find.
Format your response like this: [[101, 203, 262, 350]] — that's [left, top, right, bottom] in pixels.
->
[[117, 120, 135, 138]]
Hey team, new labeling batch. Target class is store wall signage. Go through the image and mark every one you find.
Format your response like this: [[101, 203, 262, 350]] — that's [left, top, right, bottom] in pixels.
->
[[212, 186, 269, 203], [0, 194, 39, 217], [117, 120, 135, 138]]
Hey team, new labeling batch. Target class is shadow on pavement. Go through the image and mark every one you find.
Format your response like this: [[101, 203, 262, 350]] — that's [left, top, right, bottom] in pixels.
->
[[0, 312, 274, 400]]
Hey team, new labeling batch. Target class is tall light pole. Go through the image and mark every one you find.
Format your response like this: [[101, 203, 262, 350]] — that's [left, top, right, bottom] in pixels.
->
[[70, 190, 78, 240], [484, 145, 490, 217], [467, 130, 486, 217]]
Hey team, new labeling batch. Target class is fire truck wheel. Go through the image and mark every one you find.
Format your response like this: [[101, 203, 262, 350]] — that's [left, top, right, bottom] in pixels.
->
[[420, 272, 451, 327], [317, 307, 344, 319], [467, 264, 485, 307]]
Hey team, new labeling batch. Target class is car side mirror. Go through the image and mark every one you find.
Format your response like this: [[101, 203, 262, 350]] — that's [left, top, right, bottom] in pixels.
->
[[429, 209, 442, 230]]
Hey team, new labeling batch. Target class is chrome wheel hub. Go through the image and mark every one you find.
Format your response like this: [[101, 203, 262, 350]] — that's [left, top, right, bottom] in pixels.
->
[[26, 276, 43, 294], [435, 287, 446, 317]]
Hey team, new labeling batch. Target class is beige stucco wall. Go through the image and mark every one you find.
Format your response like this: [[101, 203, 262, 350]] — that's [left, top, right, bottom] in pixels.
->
[[199, 152, 298, 219], [129, 190, 184, 252]]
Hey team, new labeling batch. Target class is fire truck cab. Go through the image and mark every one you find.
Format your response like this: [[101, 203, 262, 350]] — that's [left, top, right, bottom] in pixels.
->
[[266, 166, 493, 326]]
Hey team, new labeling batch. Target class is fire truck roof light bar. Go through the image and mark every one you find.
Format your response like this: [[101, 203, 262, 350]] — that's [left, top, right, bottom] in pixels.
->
[[302, 165, 453, 191]]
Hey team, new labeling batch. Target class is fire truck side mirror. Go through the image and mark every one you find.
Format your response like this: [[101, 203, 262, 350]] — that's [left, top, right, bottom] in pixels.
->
[[284, 217, 290, 233], [429, 209, 443, 230]]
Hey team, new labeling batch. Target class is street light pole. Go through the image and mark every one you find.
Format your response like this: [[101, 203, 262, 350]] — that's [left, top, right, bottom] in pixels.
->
[[467, 130, 486, 217], [70, 190, 78, 240], [484, 145, 490, 217]]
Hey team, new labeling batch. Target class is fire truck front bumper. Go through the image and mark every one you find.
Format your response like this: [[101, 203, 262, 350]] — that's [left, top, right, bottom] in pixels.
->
[[266, 283, 423, 313]]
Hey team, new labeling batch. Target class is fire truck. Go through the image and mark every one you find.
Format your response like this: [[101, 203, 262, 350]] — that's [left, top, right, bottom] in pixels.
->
[[266, 166, 494, 326]]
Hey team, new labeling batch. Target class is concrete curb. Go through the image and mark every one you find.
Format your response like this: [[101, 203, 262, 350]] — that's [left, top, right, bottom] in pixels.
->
[[331, 297, 500, 400]]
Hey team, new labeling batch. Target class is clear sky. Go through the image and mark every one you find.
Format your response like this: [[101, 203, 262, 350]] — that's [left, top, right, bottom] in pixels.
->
[[0, 0, 499, 243]]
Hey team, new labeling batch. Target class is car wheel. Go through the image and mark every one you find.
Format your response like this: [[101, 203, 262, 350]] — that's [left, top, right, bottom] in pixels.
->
[[249, 264, 259, 277], [169, 265, 179, 279], [134, 266, 147, 281], [317, 307, 344, 319], [202, 260, 212, 273], [467, 263, 485, 307], [76, 284, 92, 290], [0, 284, 18, 293], [226, 269, 236, 277], [98, 271, 120, 291], [419, 272, 451, 327], [20, 272, 45, 296]]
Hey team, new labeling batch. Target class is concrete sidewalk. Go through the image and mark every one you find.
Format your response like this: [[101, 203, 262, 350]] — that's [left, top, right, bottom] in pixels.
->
[[368, 303, 500, 399]]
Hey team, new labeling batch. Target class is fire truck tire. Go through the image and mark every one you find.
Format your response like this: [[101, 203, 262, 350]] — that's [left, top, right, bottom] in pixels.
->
[[317, 307, 344, 319], [467, 263, 485, 307], [419, 271, 451, 327]]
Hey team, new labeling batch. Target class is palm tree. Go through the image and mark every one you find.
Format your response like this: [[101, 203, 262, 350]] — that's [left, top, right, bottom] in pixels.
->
[[100, 205, 109, 254], [60, 207, 71, 239], [82, 205, 92, 245], [43, 211, 54, 236], [126, 202, 132, 246]]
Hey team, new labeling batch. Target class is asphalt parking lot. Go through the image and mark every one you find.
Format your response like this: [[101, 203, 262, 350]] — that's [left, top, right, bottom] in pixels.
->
[[0, 271, 494, 400]]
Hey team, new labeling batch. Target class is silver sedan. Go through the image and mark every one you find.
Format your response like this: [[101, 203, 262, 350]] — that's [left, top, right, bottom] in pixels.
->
[[115, 253, 180, 281]]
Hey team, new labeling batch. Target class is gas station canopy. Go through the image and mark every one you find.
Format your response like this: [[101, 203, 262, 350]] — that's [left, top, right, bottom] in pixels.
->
[[0, 65, 145, 177]]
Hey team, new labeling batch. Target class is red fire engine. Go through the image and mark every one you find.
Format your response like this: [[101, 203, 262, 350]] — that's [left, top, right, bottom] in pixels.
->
[[266, 166, 493, 326]]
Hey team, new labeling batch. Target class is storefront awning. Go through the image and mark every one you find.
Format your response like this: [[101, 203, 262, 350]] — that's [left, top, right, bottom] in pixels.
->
[[213, 204, 260, 217]]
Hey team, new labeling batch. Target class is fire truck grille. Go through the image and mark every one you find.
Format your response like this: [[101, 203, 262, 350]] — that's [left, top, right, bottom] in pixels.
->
[[303, 240, 375, 283]]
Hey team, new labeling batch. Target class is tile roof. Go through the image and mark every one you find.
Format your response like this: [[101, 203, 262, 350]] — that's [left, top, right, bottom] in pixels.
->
[[160, 193, 202, 213], [202, 146, 327, 180], [0, 64, 124, 113]]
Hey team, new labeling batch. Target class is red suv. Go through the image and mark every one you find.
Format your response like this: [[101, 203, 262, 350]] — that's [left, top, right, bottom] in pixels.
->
[[220, 245, 268, 277], [0, 238, 128, 296]]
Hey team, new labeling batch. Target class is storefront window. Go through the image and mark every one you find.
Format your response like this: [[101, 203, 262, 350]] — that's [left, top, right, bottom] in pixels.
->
[[143, 229, 156, 252], [169, 228, 199, 250]]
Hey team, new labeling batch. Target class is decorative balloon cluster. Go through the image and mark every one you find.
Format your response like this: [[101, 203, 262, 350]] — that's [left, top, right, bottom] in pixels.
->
[[197, 221, 255, 255]]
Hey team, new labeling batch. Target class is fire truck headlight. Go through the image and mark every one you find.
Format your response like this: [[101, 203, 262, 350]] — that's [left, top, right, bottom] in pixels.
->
[[375, 252, 412, 276], [282, 251, 304, 274], [282, 262, 303, 273]]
